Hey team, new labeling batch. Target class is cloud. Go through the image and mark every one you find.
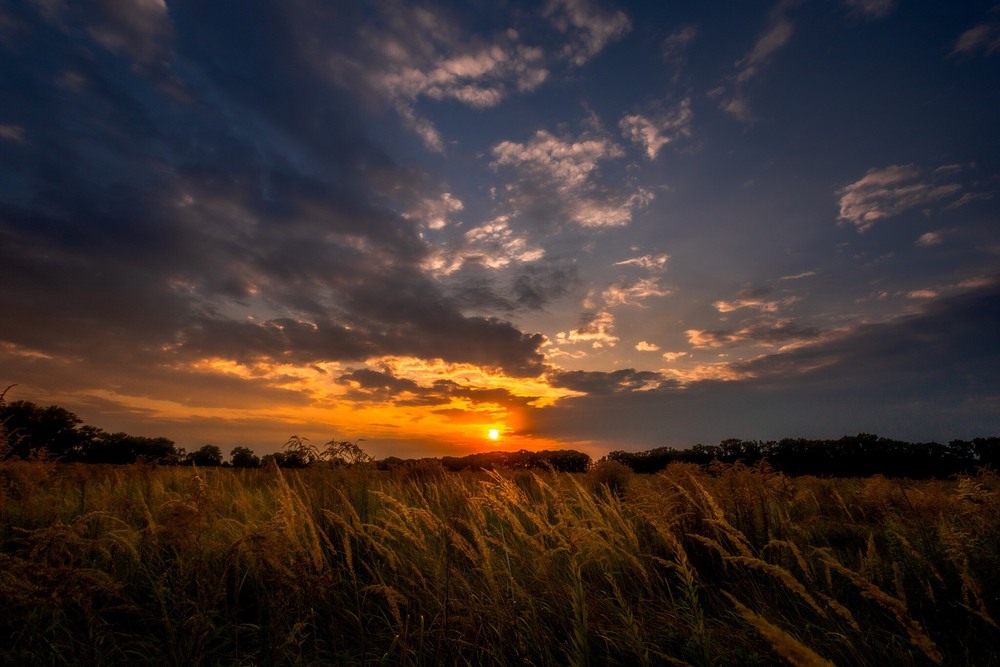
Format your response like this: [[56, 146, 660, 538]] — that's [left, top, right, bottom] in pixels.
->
[[715, 94, 751, 123], [635, 341, 659, 352], [337, 368, 424, 402], [491, 127, 653, 228], [324, 3, 551, 151], [534, 280, 1000, 448], [614, 253, 670, 272], [734, 279, 1000, 384], [687, 318, 821, 350], [953, 23, 1000, 57], [916, 231, 943, 247], [335, 366, 541, 412], [619, 98, 693, 159], [721, 1, 836, 122], [29, 0, 172, 65], [86, 0, 171, 63], [837, 164, 967, 232], [543, 0, 630, 67], [492, 129, 623, 190], [714, 287, 799, 314], [602, 278, 671, 307], [461, 216, 546, 269], [422, 215, 547, 286], [735, 14, 794, 84], [779, 271, 816, 281], [394, 103, 446, 153], [403, 191, 464, 230], [662, 24, 698, 64], [0, 0, 557, 399], [843, 0, 896, 20], [322, 0, 628, 151], [686, 328, 738, 349], [548, 368, 671, 394], [556, 310, 619, 348], [0, 124, 25, 142]]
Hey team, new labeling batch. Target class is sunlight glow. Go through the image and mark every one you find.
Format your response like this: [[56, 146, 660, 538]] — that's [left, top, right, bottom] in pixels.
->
[[487, 428, 500, 441]]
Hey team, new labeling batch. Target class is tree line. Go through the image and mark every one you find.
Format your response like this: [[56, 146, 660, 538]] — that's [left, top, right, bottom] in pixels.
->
[[3, 393, 998, 477], [605, 433, 1000, 478], [436, 449, 592, 473], [0, 397, 594, 471]]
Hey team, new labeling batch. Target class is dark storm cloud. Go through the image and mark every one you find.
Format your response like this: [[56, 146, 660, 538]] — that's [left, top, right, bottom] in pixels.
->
[[337, 369, 423, 403], [533, 280, 1000, 447], [688, 318, 822, 349], [734, 278, 1000, 386], [512, 265, 579, 310], [445, 263, 579, 314], [0, 0, 547, 381], [549, 368, 676, 394], [336, 368, 538, 409]]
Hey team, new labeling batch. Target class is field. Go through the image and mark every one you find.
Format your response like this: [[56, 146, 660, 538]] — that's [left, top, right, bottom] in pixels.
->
[[1, 461, 998, 666]]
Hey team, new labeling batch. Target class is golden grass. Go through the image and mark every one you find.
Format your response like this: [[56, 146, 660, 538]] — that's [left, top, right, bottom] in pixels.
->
[[0, 460, 997, 665]]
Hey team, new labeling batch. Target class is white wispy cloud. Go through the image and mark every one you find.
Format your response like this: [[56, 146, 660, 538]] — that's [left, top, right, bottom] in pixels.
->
[[394, 102, 446, 153], [735, 14, 794, 84], [422, 215, 544, 276], [714, 3, 798, 125], [462, 216, 546, 268], [86, 0, 171, 63], [779, 271, 816, 281], [403, 192, 464, 230], [0, 124, 25, 142], [492, 129, 622, 190], [714, 295, 799, 313], [544, 0, 631, 67], [662, 25, 698, 62], [946, 191, 994, 209], [843, 0, 896, 20], [380, 43, 537, 109], [837, 164, 967, 232], [327, 1, 628, 151], [327, 11, 537, 152], [916, 231, 943, 247], [635, 341, 660, 352], [29, 0, 172, 64], [556, 310, 619, 348], [491, 127, 653, 227], [713, 286, 799, 314], [686, 328, 738, 349], [719, 94, 754, 123], [953, 23, 1000, 57], [602, 278, 671, 307], [687, 317, 822, 351], [614, 253, 670, 272], [619, 98, 693, 159], [662, 25, 698, 81]]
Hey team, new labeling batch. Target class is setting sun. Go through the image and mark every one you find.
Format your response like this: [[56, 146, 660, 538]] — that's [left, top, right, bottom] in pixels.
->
[[487, 428, 500, 441]]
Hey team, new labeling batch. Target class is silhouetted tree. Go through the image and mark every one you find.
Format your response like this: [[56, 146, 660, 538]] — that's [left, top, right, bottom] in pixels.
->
[[0, 399, 95, 460], [606, 433, 1000, 478], [82, 432, 177, 464], [230, 446, 261, 468], [187, 444, 223, 467], [438, 449, 591, 472], [261, 450, 310, 468]]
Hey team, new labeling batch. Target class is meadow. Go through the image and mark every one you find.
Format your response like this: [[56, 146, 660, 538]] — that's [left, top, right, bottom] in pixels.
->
[[1, 460, 998, 666]]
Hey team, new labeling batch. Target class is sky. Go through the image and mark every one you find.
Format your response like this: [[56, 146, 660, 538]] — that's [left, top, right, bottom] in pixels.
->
[[1, 0, 999, 459]]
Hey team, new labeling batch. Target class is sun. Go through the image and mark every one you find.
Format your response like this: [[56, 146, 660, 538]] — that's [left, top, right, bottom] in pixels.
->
[[487, 428, 500, 441]]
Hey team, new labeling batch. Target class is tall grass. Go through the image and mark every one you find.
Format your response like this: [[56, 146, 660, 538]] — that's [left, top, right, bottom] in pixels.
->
[[0, 460, 998, 665]]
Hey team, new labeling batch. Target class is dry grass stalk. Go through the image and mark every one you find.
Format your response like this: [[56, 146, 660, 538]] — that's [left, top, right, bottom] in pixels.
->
[[724, 592, 836, 667]]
